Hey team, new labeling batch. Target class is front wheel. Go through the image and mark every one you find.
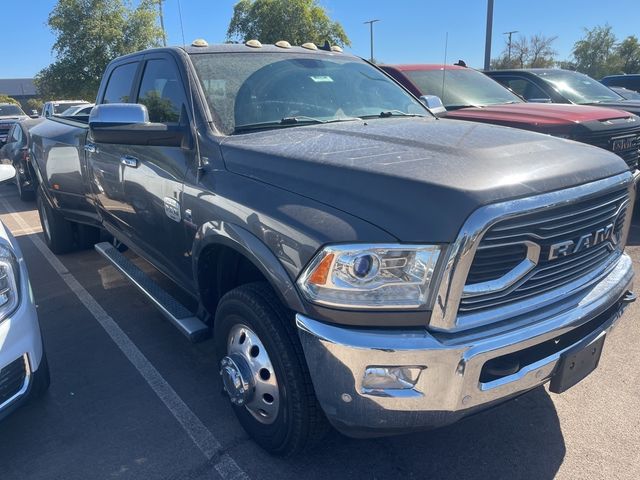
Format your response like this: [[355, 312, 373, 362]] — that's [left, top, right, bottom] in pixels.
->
[[214, 282, 329, 456], [15, 168, 35, 202]]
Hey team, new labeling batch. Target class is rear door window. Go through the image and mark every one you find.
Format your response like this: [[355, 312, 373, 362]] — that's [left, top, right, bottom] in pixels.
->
[[102, 62, 139, 104]]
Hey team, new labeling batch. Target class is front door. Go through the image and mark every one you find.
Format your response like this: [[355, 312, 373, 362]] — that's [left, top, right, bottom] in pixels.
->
[[119, 54, 194, 285]]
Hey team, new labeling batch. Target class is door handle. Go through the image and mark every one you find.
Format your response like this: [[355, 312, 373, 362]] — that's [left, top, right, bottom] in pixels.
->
[[120, 155, 139, 168], [84, 144, 98, 153]]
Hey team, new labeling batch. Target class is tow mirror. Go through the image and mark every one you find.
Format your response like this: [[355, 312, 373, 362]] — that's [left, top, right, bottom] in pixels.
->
[[419, 95, 447, 117], [0, 164, 16, 184], [89, 103, 186, 147]]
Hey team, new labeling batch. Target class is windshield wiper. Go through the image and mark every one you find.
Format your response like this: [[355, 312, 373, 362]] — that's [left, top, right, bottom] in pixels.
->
[[361, 110, 426, 119], [234, 116, 360, 133]]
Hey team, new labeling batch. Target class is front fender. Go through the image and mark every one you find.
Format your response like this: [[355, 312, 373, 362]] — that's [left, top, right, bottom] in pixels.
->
[[192, 221, 307, 313]]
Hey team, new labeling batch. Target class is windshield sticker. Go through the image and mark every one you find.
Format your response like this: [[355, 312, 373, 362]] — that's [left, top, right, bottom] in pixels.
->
[[310, 76, 334, 83]]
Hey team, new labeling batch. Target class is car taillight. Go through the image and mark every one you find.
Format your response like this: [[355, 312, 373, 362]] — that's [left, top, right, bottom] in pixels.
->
[[21, 148, 29, 162]]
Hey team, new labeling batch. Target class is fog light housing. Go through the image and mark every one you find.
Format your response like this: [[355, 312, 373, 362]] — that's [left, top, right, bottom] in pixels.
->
[[362, 366, 424, 391]]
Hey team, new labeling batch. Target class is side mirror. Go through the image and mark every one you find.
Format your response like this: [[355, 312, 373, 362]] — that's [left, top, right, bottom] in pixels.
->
[[419, 95, 447, 117], [89, 103, 186, 147], [0, 164, 16, 184], [527, 98, 553, 104], [30, 110, 40, 118]]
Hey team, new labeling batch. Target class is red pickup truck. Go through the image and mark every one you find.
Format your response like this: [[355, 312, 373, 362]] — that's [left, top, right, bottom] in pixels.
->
[[381, 64, 640, 170]]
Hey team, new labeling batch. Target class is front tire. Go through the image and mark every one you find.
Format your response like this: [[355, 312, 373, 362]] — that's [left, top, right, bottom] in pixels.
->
[[15, 169, 35, 202], [37, 187, 75, 254], [214, 282, 328, 456]]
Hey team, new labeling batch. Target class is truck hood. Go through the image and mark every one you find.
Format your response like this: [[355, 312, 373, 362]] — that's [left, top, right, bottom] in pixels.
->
[[219, 117, 628, 242], [447, 103, 632, 128], [584, 100, 640, 116]]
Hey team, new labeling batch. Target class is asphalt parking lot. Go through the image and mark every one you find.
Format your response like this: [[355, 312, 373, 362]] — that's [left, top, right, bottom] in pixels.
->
[[0, 183, 639, 480]]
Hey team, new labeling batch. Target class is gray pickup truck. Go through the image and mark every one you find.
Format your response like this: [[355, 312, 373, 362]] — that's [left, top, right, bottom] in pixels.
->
[[28, 41, 637, 456]]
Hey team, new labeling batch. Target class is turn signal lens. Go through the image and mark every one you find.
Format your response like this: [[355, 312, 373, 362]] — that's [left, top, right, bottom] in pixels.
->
[[307, 253, 334, 286]]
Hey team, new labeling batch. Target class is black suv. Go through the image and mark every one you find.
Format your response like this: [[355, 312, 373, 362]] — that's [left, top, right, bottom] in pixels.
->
[[602, 74, 640, 94]]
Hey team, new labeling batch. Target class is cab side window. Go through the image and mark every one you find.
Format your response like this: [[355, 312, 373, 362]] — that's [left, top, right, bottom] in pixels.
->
[[102, 62, 138, 104], [502, 77, 550, 102], [137, 59, 187, 123], [10, 125, 22, 144]]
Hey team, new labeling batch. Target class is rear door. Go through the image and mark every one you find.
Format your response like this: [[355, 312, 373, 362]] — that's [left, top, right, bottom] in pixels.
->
[[118, 53, 194, 284], [86, 59, 142, 238]]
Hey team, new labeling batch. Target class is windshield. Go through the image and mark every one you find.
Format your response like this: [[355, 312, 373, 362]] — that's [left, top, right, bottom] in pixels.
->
[[190, 52, 428, 134], [403, 68, 522, 108], [53, 102, 87, 114], [534, 70, 624, 104], [0, 104, 25, 116]]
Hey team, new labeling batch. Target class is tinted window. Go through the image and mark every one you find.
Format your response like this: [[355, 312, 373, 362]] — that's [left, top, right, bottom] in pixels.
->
[[534, 70, 623, 104], [403, 68, 521, 108], [191, 53, 427, 134], [0, 104, 25, 116], [103, 62, 138, 104], [10, 125, 22, 143], [501, 77, 550, 101], [137, 59, 186, 123]]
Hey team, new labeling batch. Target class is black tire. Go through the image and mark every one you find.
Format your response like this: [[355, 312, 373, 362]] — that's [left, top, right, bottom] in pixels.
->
[[15, 169, 35, 202], [76, 224, 101, 250], [214, 282, 329, 456], [29, 351, 51, 400], [37, 187, 75, 254]]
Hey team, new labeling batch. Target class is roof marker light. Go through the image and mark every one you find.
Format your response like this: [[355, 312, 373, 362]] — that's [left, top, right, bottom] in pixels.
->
[[330, 45, 343, 53], [191, 39, 209, 47], [245, 39, 262, 48], [301, 42, 318, 50], [275, 40, 292, 49]]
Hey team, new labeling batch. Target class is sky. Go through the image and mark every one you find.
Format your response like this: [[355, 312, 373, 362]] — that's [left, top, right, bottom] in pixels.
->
[[1, 0, 639, 78]]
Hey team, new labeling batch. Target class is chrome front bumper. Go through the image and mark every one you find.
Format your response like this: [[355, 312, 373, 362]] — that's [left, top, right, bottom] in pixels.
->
[[296, 253, 635, 438]]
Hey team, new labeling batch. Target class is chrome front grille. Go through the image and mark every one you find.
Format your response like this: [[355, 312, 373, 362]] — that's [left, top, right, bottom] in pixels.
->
[[577, 127, 640, 170], [460, 187, 630, 314]]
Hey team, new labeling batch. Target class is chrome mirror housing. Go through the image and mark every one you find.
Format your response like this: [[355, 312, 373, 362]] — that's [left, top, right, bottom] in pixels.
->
[[419, 95, 447, 117], [89, 103, 149, 126]]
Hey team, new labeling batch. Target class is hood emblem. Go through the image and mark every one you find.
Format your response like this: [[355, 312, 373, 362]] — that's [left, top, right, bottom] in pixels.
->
[[548, 223, 616, 261]]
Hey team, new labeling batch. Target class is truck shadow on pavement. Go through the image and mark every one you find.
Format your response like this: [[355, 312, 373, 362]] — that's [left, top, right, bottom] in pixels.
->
[[271, 386, 565, 479]]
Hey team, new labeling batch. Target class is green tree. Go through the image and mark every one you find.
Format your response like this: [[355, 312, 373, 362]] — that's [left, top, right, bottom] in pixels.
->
[[571, 25, 617, 78], [0, 95, 20, 105], [614, 35, 640, 74], [491, 34, 557, 69], [227, 0, 350, 47], [35, 0, 163, 101]]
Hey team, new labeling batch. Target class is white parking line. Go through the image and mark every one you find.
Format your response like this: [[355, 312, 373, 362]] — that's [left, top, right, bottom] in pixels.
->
[[0, 196, 249, 480]]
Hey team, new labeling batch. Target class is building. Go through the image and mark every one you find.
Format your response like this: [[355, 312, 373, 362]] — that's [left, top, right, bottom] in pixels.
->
[[0, 78, 37, 104]]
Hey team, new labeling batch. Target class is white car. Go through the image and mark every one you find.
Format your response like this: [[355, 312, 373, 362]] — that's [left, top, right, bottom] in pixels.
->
[[0, 164, 49, 420]]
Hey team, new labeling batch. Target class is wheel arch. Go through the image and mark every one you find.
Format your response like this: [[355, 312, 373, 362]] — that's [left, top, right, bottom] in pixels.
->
[[192, 221, 307, 319]]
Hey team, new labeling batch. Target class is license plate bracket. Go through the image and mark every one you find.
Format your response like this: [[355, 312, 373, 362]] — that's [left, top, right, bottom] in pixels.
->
[[549, 333, 606, 394]]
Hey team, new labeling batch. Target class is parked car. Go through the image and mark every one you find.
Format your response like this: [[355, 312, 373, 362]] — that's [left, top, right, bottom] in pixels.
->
[[0, 164, 50, 421], [0, 104, 28, 147], [485, 69, 640, 116], [382, 64, 640, 170], [60, 103, 95, 116], [28, 42, 637, 455], [601, 74, 640, 94], [0, 118, 45, 201], [610, 86, 640, 101], [41, 100, 90, 118]]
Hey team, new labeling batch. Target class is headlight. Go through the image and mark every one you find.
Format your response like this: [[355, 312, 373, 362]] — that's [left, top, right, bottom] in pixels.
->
[[297, 244, 441, 309], [0, 245, 20, 323]]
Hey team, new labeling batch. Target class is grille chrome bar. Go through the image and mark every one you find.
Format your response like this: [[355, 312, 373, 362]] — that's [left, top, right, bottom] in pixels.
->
[[429, 172, 636, 333]]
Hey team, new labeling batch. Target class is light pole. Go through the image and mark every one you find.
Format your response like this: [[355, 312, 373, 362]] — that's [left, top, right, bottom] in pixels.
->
[[503, 30, 518, 61], [483, 0, 494, 70], [158, 0, 167, 47], [364, 19, 380, 63]]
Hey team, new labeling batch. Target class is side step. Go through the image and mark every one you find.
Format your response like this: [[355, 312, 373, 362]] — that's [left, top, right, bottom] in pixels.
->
[[95, 242, 209, 343]]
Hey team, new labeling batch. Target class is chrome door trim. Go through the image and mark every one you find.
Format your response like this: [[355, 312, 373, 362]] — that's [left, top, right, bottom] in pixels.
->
[[429, 171, 635, 332]]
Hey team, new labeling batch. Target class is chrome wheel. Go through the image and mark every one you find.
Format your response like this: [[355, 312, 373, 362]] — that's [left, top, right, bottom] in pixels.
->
[[221, 324, 279, 424]]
